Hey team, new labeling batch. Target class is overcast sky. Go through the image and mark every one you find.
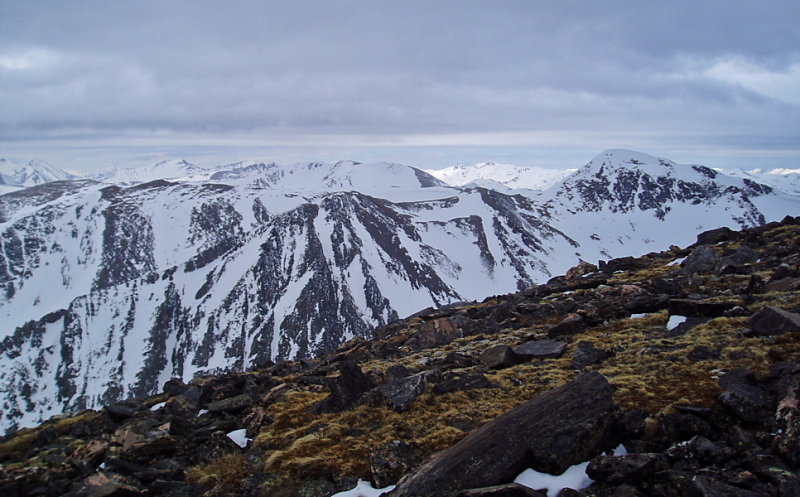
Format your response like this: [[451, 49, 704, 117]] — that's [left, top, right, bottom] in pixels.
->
[[1, 1, 799, 172]]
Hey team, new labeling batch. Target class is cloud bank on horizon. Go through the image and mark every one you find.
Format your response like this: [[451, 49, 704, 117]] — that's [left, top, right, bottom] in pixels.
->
[[0, 1, 798, 172]]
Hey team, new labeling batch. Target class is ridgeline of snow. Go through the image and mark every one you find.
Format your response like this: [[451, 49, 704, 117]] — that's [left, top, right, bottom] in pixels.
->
[[425, 161, 575, 191], [0, 158, 77, 188], [717, 167, 800, 196]]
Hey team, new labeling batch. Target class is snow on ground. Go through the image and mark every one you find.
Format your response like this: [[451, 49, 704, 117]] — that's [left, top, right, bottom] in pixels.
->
[[330, 480, 395, 497], [514, 445, 627, 497], [226, 428, 251, 448], [667, 315, 687, 331]]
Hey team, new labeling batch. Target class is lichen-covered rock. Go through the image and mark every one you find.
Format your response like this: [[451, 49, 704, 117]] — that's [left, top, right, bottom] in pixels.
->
[[387, 372, 618, 497]]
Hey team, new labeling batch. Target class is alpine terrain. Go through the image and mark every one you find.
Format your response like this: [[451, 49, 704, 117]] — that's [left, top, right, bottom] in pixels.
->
[[0, 149, 798, 432]]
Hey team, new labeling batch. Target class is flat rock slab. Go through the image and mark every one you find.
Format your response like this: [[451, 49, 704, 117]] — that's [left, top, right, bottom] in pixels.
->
[[513, 339, 567, 360], [747, 306, 800, 337], [387, 372, 617, 497]]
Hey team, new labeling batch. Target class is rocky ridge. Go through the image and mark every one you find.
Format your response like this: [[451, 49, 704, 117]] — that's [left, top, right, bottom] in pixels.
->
[[2, 216, 800, 496]]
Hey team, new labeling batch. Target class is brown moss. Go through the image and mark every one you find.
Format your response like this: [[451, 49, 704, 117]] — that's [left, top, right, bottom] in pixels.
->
[[186, 453, 256, 487]]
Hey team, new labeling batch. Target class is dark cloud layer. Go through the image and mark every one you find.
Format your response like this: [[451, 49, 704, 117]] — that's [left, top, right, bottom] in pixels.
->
[[1, 1, 798, 170]]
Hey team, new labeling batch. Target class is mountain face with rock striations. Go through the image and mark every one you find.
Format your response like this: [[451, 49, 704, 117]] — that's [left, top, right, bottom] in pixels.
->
[[0, 149, 799, 432], [1, 217, 799, 497]]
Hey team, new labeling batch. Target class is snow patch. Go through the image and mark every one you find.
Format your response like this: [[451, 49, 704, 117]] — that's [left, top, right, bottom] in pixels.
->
[[331, 480, 395, 497], [226, 428, 251, 448], [667, 315, 687, 330]]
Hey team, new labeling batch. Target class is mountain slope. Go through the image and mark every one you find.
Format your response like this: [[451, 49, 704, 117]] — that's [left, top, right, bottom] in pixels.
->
[[0, 149, 798, 432], [1, 217, 799, 497]]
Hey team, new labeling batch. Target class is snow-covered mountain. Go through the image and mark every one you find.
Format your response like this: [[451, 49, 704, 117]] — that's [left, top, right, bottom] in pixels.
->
[[91, 159, 211, 184], [0, 158, 77, 188], [0, 149, 798, 432], [717, 167, 800, 196], [426, 161, 575, 191]]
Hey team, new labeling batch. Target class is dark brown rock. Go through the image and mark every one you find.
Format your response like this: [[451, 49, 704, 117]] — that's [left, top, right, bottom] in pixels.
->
[[718, 369, 774, 430], [572, 341, 612, 369], [412, 317, 464, 349], [623, 294, 670, 314], [679, 246, 720, 274], [513, 339, 567, 360], [457, 483, 546, 497], [206, 393, 252, 413], [366, 369, 443, 412], [433, 372, 493, 395], [565, 261, 599, 280], [370, 440, 423, 488], [312, 361, 376, 414], [586, 453, 662, 484], [747, 306, 800, 337], [667, 298, 737, 317], [765, 277, 800, 293], [481, 345, 525, 369], [548, 315, 586, 337], [386, 372, 617, 497], [696, 227, 740, 245]]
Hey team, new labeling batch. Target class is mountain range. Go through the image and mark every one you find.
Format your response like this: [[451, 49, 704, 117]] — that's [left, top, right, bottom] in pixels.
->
[[0, 149, 798, 432]]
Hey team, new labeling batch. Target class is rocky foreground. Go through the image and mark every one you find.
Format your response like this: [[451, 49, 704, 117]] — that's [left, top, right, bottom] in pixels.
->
[[2, 216, 800, 496]]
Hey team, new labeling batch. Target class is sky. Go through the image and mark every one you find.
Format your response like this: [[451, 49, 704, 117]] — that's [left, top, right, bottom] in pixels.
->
[[1, 1, 799, 173]]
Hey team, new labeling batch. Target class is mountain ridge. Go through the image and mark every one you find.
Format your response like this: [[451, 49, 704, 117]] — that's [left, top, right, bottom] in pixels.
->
[[0, 149, 798, 433], [1, 216, 799, 497]]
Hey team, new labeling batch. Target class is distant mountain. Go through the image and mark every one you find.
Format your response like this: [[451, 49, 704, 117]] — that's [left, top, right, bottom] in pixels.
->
[[91, 159, 210, 184], [0, 149, 798, 432], [0, 158, 77, 188], [426, 161, 575, 191], [717, 167, 800, 196]]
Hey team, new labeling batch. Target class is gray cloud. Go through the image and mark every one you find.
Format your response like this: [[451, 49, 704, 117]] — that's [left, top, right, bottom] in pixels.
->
[[1, 1, 798, 171]]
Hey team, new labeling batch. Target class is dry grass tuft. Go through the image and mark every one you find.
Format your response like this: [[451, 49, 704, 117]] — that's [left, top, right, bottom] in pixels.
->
[[186, 453, 257, 487]]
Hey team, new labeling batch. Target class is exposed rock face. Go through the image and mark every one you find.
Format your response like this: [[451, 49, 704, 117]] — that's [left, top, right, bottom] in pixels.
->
[[387, 372, 617, 497]]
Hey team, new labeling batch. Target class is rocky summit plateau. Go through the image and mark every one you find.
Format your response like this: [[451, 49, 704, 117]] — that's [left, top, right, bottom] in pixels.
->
[[1, 215, 800, 497]]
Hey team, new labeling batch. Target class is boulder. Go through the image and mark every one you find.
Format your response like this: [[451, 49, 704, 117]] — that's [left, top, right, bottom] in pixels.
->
[[433, 372, 493, 395], [206, 393, 252, 413], [696, 227, 740, 245], [565, 261, 599, 280], [623, 294, 670, 314], [481, 345, 525, 370], [775, 377, 800, 467], [667, 298, 737, 317], [547, 315, 587, 337], [513, 340, 567, 360], [386, 372, 617, 497], [312, 361, 376, 414], [586, 453, 662, 485], [572, 341, 612, 369], [367, 370, 442, 412], [679, 246, 720, 274], [747, 306, 800, 337], [718, 369, 774, 430], [412, 317, 464, 349], [765, 277, 800, 293]]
